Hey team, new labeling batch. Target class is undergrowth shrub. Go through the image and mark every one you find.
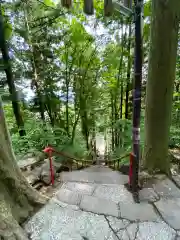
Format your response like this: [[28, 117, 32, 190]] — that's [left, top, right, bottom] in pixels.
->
[[9, 114, 88, 160]]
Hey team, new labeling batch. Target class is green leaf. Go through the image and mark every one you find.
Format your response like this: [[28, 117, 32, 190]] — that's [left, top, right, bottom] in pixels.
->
[[4, 22, 12, 40], [173, 92, 180, 97], [15, 28, 28, 41], [44, 0, 55, 7], [143, 1, 151, 18]]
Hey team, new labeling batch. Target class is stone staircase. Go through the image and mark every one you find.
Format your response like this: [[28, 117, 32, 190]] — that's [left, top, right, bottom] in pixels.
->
[[60, 165, 129, 184], [24, 165, 180, 240]]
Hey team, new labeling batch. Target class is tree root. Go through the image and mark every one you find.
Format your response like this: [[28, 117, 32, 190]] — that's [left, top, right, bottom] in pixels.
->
[[0, 181, 49, 240], [0, 199, 29, 240]]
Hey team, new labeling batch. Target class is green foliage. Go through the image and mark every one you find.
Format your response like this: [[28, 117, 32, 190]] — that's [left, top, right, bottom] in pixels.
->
[[4, 22, 12, 40], [1, 0, 180, 168], [3, 105, 87, 159], [11, 120, 88, 159], [169, 126, 180, 148], [143, 0, 151, 18]]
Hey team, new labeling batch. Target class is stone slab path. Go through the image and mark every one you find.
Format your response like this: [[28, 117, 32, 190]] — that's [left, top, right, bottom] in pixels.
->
[[24, 166, 180, 239]]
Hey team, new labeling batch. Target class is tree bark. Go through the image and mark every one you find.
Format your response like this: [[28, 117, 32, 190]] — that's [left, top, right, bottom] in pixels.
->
[[143, 0, 179, 173], [0, 9, 26, 137], [125, 23, 132, 120], [0, 97, 47, 239], [111, 93, 115, 151]]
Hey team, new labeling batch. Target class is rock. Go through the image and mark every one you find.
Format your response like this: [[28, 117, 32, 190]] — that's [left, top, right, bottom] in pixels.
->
[[25, 153, 34, 158], [26, 174, 39, 185], [57, 165, 70, 172], [172, 175, 180, 188], [139, 187, 159, 203], [43, 159, 65, 172], [33, 166, 42, 176], [33, 182, 44, 190], [62, 182, 95, 196], [18, 157, 38, 170], [18, 152, 46, 170], [55, 188, 82, 205], [119, 164, 129, 175], [40, 169, 57, 185], [40, 161, 54, 184], [40, 159, 69, 184], [120, 202, 159, 221], [26, 167, 42, 185], [40, 163, 58, 184], [36, 152, 46, 161], [137, 222, 176, 240], [155, 198, 180, 230], [80, 195, 119, 217], [26, 174, 38, 185], [153, 178, 180, 199], [171, 164, 179, 175], [93, 184, 134, 203]]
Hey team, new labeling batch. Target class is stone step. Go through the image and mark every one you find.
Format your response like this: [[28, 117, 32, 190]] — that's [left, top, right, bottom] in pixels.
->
[[54, 183, 160, 221], [82, 165, 113, 173], [61, 169, 129, 185], [55, 182, 134, 204], [80, 194, 119, 217], [24, 200, 176, 240], [24, 179, 180, 239], [54, 187, 121, 218]]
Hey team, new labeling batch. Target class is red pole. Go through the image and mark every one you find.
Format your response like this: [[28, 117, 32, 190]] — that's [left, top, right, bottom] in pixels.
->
[[49, 149, 54, 185], [43, 147, 54, 185]]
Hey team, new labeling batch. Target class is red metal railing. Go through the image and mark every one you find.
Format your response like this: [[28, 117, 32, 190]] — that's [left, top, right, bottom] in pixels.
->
[[43, 146, 133, 187]]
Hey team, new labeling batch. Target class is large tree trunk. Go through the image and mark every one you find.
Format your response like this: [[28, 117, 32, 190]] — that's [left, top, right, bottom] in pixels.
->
[[143, 0, 179, 174], [0, 97, 47, 239]]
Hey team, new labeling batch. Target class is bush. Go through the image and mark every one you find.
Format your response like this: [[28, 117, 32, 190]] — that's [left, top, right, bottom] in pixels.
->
[[10, 115, 87, 160], [169, 126, 180, 148]]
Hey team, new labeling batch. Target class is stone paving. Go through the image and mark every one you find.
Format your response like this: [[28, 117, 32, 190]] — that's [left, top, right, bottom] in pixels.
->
[[24, 166, 180, 240]]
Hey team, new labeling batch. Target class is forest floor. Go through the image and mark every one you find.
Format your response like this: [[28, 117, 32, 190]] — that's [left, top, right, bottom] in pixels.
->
[[24, 165, 180, 240]]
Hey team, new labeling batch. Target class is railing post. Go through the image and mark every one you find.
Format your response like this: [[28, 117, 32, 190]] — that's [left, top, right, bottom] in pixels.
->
[[131, 0, 143, 202], [43, 147, 54, 186]]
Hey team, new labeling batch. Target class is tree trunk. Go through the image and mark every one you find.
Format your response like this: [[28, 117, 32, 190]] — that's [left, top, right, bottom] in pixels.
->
[[125, 23, 132, 120], [111, 94, 115, 151], [65, 44, 70, 136], [143, 0, 179, 174], [0, 97, 47, 239], [24, 5, 45, 122], [0, 9, 26, 137], [71, 109, 80, 143]]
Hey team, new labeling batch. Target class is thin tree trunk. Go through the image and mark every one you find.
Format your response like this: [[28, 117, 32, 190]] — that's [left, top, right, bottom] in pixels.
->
[[71, 109, 80, 143], [111, 94, 115, 151], [0, 8, 26, 137], [125, 23, 132, 119], [143, 0, 179, 173], [117, 28, 126, 146], [24, 5, 45, 122], [65, 44, 70, 136]]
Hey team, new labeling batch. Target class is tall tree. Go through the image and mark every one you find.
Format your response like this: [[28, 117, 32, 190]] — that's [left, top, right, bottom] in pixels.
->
[[0, 96, 47, 239], [143, 0, 179, 173], [0, 6, 26, 136]]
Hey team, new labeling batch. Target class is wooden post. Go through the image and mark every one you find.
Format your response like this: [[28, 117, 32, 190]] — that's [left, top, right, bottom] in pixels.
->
[[131, 0, 143, 203]]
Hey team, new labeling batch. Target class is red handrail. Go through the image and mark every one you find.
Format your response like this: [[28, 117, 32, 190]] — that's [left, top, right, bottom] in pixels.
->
[[43, 146, 133, 187]]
